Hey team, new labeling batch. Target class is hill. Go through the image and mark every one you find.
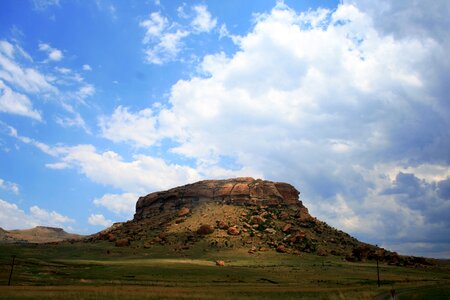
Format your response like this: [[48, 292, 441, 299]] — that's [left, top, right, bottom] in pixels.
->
[[1, 178, 448, 299], [90, 177, 418, 265], [0, 226, 82, 243]]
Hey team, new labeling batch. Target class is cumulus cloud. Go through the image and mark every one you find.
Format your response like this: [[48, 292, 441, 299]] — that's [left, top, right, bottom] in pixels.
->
[[0, 199, 74, 230], [88, 213, 113, 227], [140, 12, 168, 44], [82, 64, 92, 71], [140, 5, 217, 64], [191, 5, 217, 33], [30, 205, 74, 224], [8, 125, 260, 194], [38, 42, 63, 62], [0, 178, 19, 194], [93, 192, 137, 218], [3, 1, 449, 257], [116, 1, 450, 256], [99, 106, 159, 147], [50, 144, 202, 193], [140, 12, 187, 64], [348, 0, 450, 43]]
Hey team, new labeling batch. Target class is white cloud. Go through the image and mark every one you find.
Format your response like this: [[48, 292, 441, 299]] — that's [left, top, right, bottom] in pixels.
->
[[121, 2, 450, 256], [95, 0, 117, 20], [0, 80, 42, 120], [378, 163, 450, 183], [30, 205, 74, 224], [218, 24, 229, 39], [82, 64, 92, 71], [0, 178, 19, 194], [0, 199, 73, 230], [8, 125, 258, 194], [45, 162, 69, 169], [139, 6, 217, 64], [348, 0, 450, 43], [76, 84, 95, 101], [0, 45, 56, 93], [99, 106, 159, 147], [55, 67, 71, 74], [88, 213, 113, 227], [52, 144, 201, 193], [32, 0, 60, 11], [3, 1, 449, 257], [55, 112, 91, 133], [93, 193, 137, 217], [191, 5, 217, 33], [177, 4, 188, 19], [7, 125, 59, 156], [0, 41, 95, 128], [140, 12, 168, 43], [0, 41, 14, 58], [142, 29, 189, 65], [38, 42, 63, 62]]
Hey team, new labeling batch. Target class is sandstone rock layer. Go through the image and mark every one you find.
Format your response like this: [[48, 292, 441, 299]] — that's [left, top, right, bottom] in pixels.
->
[[134, 177, 302, 221]]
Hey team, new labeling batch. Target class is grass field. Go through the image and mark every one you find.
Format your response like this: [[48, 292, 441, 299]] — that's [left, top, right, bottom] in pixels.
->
[[1, 241, 449, 299]]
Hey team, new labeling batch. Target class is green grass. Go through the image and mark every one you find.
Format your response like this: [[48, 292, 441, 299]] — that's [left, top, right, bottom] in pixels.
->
[[0, 241, 449, 299]]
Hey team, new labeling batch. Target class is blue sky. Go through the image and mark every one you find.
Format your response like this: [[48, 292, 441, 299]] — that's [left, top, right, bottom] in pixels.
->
[[1, 0, 449, 258]]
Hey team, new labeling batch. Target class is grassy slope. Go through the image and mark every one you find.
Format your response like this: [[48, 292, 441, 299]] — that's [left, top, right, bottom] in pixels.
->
[[0, 241, 449, 299], [1, 227, 82, 244]]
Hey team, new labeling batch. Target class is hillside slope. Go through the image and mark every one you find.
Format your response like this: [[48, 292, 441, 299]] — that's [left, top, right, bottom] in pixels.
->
[[90, 177, 417, 265], [1, 226, 82, 243]]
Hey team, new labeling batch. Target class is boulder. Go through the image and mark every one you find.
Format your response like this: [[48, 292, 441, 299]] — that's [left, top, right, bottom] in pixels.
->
[[215, 260, 225, 266], [282, 223, 292, 233], [175, 218, 185, 224], [264, 228, 277, 234], [227, 226, 240, 236], [115, 238, 129, 247], [317, 248, 328, 256], [108, 234, 116, 242], [178, 207, 190, 217], [295, 207, 311, 221], [279, 211, 290, 220], [287, 231, 306, 243], [217, 220, 229, 230], [197, 224, 215, 235], [276, 245, 286, 253], [250, 215, 265, 225]]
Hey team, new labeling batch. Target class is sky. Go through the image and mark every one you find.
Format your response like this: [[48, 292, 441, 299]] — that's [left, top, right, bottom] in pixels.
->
[[0, 0, 449, 258]]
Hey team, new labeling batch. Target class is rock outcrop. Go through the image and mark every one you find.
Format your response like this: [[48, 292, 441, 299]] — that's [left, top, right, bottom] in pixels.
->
[[135, 177, 303, 221], [0, 177, 435, 266], [89, 177, 423, 266]]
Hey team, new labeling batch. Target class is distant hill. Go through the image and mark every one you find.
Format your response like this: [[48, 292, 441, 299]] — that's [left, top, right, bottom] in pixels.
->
[[0, 226, 83, 243], [89, 177, 427, 266]]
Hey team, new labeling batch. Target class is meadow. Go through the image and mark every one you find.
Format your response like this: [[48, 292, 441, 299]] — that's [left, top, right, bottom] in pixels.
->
[[0, 241, 449, 299]]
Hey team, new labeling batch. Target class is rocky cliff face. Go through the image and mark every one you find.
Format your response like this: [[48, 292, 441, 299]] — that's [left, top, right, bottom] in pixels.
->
[[135, 177, 303, 221]]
